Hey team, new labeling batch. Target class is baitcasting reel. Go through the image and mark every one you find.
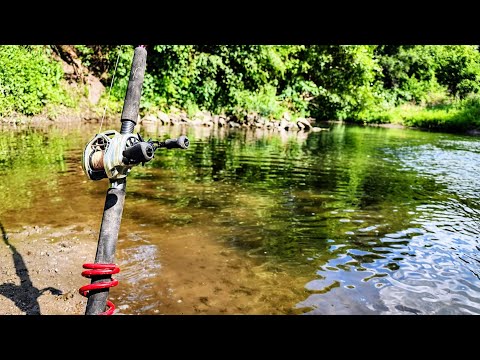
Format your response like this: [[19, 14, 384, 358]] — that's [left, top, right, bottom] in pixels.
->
[[82, 130, 189, 181]]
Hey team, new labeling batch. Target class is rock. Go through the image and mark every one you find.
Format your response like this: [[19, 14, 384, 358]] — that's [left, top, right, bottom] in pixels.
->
[[282, 112, 292, 122], [218, 117, 227, 127], [279, 119, 290, 130], [245, 112, 258, 125], [272, 120, 280, 128], [142, 114, 158, 123], [264, 120, 274, 129], [193, 111, 213, 126], [157, 111, 171, 125], [169, 113, 181, 123], [296, 117, 311, 130], [227, 115, 239, 123], [86, 75, 105, 105], [311, 127, 330, 132]]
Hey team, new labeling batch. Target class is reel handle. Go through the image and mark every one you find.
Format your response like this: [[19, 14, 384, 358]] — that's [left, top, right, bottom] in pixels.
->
[[159, 135, 190, 149], [122, 142, 155, 164]]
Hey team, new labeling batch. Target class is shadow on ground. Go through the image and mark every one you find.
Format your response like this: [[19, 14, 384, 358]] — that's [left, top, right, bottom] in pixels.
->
[[0, 221, 62, 315]]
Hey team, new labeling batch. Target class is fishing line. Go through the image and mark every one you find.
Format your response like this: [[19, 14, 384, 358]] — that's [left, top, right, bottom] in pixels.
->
[[99, 48, 121, 133]]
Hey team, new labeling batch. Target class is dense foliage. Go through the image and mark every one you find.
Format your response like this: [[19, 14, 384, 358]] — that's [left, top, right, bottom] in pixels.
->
[[0, 46, 72, 117], [2, 45, 480, 131]]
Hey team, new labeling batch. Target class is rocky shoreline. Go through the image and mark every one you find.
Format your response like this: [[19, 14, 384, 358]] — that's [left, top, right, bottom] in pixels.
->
[[3, 106, 480, 136], [0, 107, 333, 133], [139, 110, 330, 133]]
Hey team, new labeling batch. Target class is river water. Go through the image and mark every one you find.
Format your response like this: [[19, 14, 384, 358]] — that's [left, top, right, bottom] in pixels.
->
[[1, 121, 479, 315]]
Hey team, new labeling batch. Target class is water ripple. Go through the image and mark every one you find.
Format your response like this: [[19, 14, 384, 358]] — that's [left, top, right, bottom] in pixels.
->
[[117, 244, 161, 283], [299, 137, 480, 314]]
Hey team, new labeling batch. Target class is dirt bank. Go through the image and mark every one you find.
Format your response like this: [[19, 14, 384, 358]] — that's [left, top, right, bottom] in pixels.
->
[[0, 224, 97, 315]]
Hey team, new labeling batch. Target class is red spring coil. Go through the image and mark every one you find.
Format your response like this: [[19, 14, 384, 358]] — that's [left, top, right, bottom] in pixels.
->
[[79, 263, 120, 315]]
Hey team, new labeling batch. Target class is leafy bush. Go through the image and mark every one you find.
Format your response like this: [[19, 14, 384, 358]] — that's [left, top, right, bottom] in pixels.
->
[[0, 46, 70, 116]]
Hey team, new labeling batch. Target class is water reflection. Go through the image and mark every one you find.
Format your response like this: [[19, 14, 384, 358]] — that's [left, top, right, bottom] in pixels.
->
[[1, 122, 479, 314]]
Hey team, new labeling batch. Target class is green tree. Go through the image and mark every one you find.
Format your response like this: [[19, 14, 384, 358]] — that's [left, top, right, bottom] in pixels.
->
[[0, 46, 69, 116]]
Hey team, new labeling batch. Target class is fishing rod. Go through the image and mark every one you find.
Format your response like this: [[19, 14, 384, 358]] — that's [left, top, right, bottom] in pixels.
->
[[79, 45, 189, 315]]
